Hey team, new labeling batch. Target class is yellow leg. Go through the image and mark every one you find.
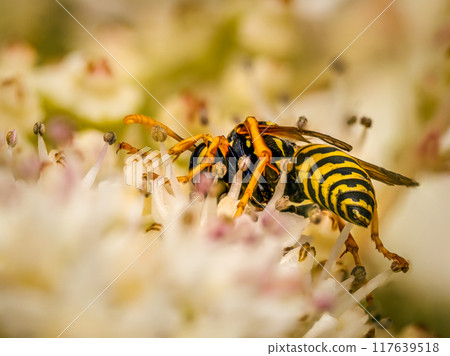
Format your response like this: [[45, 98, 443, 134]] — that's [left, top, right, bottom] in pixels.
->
[[123, 114, 186, 143], [324, 211, 363, 267], [234, 156, 268, 217], [146, 222, 163, 232], [168, 134, 212, 158], [243, 116, 278, 173], [178, 136, 231, 181], [370, 206, 409, 273], [243, 117, 271, 158], [116, 141, 140, 154]]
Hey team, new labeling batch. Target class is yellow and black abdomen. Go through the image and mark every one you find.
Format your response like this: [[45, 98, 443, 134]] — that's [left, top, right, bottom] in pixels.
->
[[293, 144, 375, 227]]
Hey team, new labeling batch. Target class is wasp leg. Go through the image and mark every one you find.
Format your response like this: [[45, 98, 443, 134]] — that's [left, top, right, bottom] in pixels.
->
[[234, 156, 268, 217], [146, 222, 163, 232], [116, 141, 141, 155], [370, 206, 409, 273], [243, 116, 279, 173], [282, 242, 316, 261], [168, 134, 212, 159], [177, 175, 190, 183], [233, 117, 279, 217], [323, 212, 371, 295], [323, 211, 363, 267], [298, 242, 316, 261]]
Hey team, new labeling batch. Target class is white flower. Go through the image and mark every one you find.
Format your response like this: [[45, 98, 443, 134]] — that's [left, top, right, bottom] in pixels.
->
[[0, 129, 393, 337], [37, 53, 144, 123], [0, 43, 44, 135]]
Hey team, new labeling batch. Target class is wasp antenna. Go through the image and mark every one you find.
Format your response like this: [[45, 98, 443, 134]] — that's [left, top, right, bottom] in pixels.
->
[[123, 114, 185, 142]]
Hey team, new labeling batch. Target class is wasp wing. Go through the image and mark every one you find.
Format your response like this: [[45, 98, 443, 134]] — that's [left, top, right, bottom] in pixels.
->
[[234, 122, 352, 151], [352, 157, 419, 187], [256, 125, 310, 143], [259, 125, 353, 151], [299, 128, 353, 151]]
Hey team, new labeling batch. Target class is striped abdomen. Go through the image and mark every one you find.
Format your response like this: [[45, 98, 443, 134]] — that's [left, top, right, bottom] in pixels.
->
[[293, 144, 375, 227]]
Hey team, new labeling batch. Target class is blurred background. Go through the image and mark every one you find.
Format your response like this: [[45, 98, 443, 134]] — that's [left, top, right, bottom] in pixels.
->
[[0, 0, 449, 336]]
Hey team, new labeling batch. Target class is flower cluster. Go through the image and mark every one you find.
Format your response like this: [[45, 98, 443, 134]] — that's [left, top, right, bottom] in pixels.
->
[[0, 127, 392, 337]]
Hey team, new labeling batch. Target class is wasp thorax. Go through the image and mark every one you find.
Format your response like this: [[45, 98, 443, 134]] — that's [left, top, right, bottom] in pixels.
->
[[151, 125, 168, 142], [33, 122, 45, 136]]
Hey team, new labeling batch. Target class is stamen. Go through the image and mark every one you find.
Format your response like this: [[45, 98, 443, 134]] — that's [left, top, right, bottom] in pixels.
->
[[267, 158, 291, 210], [308, 204, 322, 224], [33, 122, 48, 162], [151, 125, 168, 142], [103, 131, 117, 145], [346, 115, 357, 126], [82, 131, 116, 188], [199, 176, 219, 226], [217, 156, 248, 217], [319, 223, 353, 282], [275, 195, 290, 211], [359, 116, 372, 147], [6, 130, 17, 147], [227, 157, 247, 200], [6, 130, 17, 157], [238, 156, 251, 172], [156, 126, 186, 202], [212, 162, 227, 179], [336, 270, 392, 315], [297, 116, 308, 129], [360, 116, 372, 128], [33, 122, 45, 136]]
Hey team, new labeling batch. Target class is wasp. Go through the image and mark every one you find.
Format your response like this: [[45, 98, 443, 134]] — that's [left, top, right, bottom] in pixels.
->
[[118, 114, 418, 273]]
